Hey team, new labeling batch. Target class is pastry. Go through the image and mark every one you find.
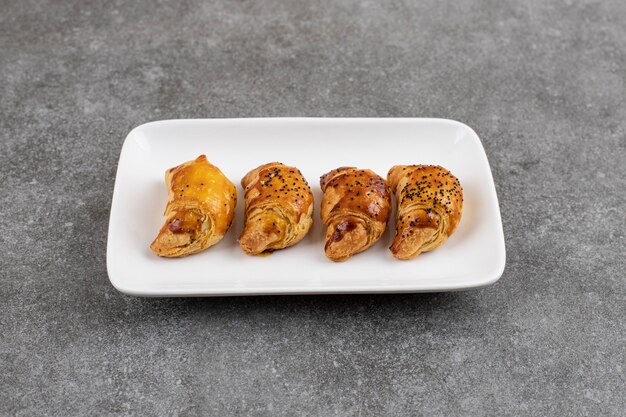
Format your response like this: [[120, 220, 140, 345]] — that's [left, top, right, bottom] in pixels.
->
[[239, 162, 314, 254], [387, 165, 463, 259], [320, 167, 391, 261], [150, 155, 237, 257]]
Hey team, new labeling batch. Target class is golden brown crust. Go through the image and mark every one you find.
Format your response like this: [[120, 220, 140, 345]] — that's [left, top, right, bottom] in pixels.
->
[[150, 155, 237, 257], [387, 165, 463, 260], [320, 167, 391, 261], [238, 162, 314, 255]]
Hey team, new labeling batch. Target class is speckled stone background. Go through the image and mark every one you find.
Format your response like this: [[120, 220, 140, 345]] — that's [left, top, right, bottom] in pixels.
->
[[1, 0, 625, 416]]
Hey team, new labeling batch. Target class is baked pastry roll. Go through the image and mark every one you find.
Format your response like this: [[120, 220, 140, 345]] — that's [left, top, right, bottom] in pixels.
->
[[150, 155, 237, 257], [387, 165, 463, 259], [239, 162, 314, 255], [320, 167, 391, 261]]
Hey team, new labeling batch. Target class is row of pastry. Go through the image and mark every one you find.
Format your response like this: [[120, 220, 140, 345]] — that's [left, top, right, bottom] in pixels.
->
[[150, 155, 463, 261]]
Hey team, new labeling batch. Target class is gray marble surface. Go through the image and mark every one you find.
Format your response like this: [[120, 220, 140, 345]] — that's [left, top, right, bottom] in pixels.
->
[[1, 0, 625, 416]]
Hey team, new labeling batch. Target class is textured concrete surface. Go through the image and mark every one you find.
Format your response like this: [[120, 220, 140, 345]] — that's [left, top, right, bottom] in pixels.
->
[[1, 0, 625, 415]]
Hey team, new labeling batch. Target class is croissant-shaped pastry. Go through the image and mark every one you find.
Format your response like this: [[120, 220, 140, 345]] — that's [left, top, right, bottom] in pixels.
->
[[320, 167, 391, 261], [387, 165, 463, 259], [239, 162, 314, 255], [150, 155, 237, 257]]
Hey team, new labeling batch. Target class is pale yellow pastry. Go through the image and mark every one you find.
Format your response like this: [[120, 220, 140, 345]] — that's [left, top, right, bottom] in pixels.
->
[[150, 155, 236, 257]]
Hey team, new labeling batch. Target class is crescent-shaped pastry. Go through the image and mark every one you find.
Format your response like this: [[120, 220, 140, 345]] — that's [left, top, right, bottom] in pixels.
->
[[387, 165, 463, 259], [239, 162, 314, 255], [150, 155, 237, 257], [320, 167, 391, 261]]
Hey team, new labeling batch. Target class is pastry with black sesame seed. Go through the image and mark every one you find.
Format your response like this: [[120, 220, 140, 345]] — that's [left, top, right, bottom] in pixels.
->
[[151, 155, 237, 257], [387, 165, 463, 259], [320, 167, 391, 261], [239, 162, 314, 255]]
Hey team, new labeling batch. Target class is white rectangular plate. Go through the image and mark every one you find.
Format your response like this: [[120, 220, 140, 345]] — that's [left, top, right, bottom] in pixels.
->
[[107, 118, 505, 296]]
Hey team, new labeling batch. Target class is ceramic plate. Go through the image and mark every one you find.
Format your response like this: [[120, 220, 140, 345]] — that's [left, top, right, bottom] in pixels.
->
[[107, 118, 505, 296]]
